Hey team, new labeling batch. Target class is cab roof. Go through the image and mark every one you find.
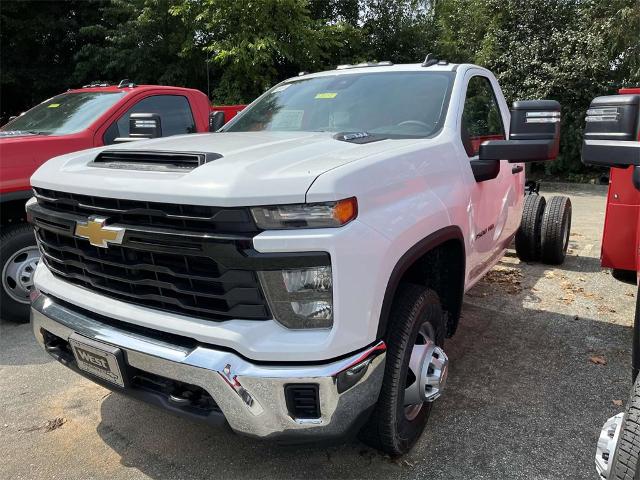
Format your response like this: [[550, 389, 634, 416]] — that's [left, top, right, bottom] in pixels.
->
[[65, 84, 201, 95], [286, 62, 490, 85]]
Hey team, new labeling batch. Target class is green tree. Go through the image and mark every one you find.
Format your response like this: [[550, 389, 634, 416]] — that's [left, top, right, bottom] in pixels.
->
[[73, 0, 208, 93], [360, 0, 437, 63], [171, 0, 345, 103], [434, 0, 640, 174], [0, 0, 108, 120]]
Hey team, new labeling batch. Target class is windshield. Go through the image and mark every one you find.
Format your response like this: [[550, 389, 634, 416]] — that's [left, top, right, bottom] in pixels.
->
[[225, 71, 455, 138], [1, 91, 126, 135]]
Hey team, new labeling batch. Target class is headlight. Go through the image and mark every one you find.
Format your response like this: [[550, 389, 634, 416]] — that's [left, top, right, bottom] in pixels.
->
[[251, 198, 357, 230], [258, 266, 333, 329]]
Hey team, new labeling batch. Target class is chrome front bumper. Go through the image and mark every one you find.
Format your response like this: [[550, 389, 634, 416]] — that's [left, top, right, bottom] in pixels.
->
[[31, 293, 386, 440]]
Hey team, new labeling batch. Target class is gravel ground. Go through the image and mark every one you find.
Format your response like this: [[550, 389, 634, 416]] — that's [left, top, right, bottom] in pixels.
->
[[0, 183, 636, 480]]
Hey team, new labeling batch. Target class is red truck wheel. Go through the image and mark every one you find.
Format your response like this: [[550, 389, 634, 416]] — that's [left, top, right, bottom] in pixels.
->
[[1, 224, 39, 323]]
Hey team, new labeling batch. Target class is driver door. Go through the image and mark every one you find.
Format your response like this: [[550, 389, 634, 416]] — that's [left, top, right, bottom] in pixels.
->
[[459, 73, 523, 283]]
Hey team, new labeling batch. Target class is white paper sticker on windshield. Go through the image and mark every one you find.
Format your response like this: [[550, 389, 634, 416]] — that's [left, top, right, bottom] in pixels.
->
[[270, 109, 304, 130]]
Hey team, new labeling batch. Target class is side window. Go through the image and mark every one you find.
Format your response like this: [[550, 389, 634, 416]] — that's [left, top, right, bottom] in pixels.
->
[[103, 95, 196, 145], [460, 76, 505, 157]]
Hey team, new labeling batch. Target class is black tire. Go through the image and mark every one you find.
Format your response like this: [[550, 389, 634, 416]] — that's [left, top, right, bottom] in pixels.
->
[[515, 194, 546, 262], [540, 195, 572, 265], [1, 223, 38, 323], [612, 269, 638, 285], [359, 284, 445, 455], [609, 378, 640, 480]]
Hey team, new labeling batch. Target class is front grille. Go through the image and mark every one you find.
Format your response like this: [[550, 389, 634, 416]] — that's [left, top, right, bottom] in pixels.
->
[[33, 187, 259, 234], [38, 229, 268, 320], [31, 191, 271, 321]]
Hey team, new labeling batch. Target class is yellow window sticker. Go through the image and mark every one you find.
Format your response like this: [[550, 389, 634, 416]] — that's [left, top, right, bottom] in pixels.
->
[[47, 103, 60, 108], [315, 92, 337, 99]]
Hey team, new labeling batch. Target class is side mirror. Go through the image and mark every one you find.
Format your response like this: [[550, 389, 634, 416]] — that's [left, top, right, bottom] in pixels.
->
[[581, 94, 640, 168], [113, 113, 162, 143], [479, 100, 561, 163], [209, 111, 226, 132], [129, 113, 162, 139]]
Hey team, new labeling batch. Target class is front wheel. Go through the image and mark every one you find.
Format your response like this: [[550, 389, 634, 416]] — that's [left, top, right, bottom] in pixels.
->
[[359, 284, 448, 455], [1, 224, 39, 323], [598, 377, 640, 480]]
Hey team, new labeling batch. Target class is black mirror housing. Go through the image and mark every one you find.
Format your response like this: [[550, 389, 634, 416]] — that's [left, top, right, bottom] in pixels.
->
[[129, 113, 162, 139], [581, 94, 640, 168], [209, 111, 226, 132], [480, 100, 561, 163]]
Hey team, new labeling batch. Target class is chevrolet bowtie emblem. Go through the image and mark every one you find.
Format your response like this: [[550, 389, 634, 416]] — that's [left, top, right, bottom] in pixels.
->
[[75, 216, 125, 248]]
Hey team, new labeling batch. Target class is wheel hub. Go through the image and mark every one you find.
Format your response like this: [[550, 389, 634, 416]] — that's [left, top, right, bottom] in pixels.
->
[[404, 337, 449, 409], [2, 246, 40, 304]]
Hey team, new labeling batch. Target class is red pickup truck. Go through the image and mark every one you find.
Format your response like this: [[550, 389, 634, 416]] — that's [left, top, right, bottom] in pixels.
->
[[0, 81, 244, 321]]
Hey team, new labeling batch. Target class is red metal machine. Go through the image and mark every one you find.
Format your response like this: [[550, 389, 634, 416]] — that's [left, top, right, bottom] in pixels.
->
[[0, 81, 244, 322], [599, 88, 640, 279], [583, 88, 640, 479]]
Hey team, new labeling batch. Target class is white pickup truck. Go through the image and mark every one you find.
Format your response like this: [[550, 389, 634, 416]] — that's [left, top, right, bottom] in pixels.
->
[[27, 59, 570, 455]]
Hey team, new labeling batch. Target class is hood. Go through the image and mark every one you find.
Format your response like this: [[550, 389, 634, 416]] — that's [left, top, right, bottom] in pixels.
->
[[0, 130, 42, 139], [0, 131, 58, 142], [31, 132, 421, 206]]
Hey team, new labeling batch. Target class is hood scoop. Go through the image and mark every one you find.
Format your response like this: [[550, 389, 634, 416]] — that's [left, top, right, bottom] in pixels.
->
[[90, 150, 222, 172]]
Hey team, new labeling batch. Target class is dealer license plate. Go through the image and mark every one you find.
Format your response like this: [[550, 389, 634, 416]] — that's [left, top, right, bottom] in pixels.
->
[[69, 334, 125, 388]]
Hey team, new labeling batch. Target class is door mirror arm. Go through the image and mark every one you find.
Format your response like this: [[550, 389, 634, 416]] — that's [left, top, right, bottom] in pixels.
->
[[470, 158, 500, 182]]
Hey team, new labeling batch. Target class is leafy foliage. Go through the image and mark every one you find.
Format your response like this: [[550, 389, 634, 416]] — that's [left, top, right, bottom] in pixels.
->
[[1, 0, 638, 174]]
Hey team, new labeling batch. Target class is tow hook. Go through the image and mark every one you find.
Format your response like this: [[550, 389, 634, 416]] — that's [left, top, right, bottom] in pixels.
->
[[596, 412, 624, 479]]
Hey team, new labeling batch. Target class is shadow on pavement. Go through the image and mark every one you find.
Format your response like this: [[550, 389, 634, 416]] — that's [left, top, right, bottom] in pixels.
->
[[95, 303, 632, 480], [0, 320, 53, 367]]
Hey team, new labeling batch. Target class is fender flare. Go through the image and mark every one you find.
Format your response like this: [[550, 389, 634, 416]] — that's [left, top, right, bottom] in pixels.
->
[[376, 225, 466, 339]]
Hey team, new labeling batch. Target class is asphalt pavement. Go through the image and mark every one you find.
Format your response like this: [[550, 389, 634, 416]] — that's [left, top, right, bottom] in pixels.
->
[[1, 183, 636, 480]]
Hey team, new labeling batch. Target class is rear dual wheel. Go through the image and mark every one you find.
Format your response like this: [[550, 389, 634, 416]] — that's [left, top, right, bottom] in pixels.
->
[[540, 196, 572, 265], [515, 194, 546, 262], [515, 195, 571, 265]]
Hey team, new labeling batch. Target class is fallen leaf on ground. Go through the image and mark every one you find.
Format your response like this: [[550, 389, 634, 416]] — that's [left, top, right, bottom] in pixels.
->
[[597, 305, 617, 314], [544, 271, 556, 279], [589, 355, 607, 366], [44, 417, 66, 432], [482, 266, 524, 294], [613, 400, 623, 407]]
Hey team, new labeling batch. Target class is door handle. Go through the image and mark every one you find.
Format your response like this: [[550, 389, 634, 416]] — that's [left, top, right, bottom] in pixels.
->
[[512, 165, 524, 174]]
